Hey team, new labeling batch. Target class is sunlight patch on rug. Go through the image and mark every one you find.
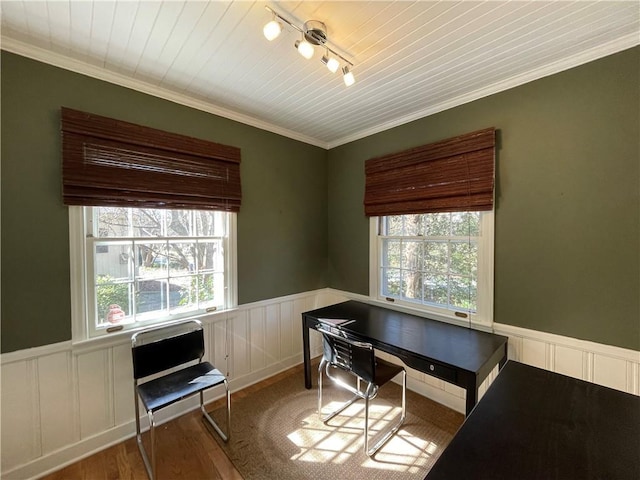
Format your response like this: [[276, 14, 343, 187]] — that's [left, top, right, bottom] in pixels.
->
[[287, 400, 441, 474]]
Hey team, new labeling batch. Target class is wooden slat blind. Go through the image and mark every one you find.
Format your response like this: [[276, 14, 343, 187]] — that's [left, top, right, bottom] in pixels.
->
[[364, 128, 495, 216], [61, 107, 241, 211]]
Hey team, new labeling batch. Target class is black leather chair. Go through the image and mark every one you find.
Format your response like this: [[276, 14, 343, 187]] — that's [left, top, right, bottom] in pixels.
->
[[131, 319, 230, 480], [317, 324, 406, 457]]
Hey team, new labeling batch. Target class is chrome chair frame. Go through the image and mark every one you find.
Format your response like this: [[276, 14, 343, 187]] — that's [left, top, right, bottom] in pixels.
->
[[317, 325, 406, 457], [132, 319, 230, 480]]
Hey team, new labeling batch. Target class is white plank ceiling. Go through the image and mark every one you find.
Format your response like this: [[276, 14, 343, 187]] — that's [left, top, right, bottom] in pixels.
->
[[1, 1, 638, 148]]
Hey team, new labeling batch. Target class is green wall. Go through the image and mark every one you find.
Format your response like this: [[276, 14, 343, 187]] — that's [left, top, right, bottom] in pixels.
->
[[1, 51, 327, 353], [2, 47, 638, 353], [328, 47, 640, 351]]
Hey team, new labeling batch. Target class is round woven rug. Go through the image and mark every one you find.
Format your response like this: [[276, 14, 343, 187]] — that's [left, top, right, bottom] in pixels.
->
[[209, 368, 462, 480]]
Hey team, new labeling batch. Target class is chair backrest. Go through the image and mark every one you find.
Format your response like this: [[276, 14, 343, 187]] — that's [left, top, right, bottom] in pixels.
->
[[132, 320, 205, 380], [320, 327, 376, 383]]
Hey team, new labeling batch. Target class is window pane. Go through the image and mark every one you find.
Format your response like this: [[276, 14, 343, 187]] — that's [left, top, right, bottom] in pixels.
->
[[385, 215, 404, 236], [167, 210, 193, 237], [136, 279, 168, 315], [132, 208, 163, 237], [451, 212, 480, 237], [135, 242, 168, 278], [381, 267, 401, 297], [96, 280, 131, 324], [401, 240, 422, 270], [403, 214, 422, 236], [424, 242, 448, 273], [196, 211, 223, 236], [402, 269, 423, 301], [424, 274, 448, 306], [172, 276, 197, 313], [423, 213, 451, 236], [382, 239, 401, 268], [195, 240, 224, 272], [450, 276, 477, 311], [197, 273, 219, 307], [450, 242, 477, 277], [95, 207, 129, 237], [168, 242, 196, 274], [94, 241, 132, 282]]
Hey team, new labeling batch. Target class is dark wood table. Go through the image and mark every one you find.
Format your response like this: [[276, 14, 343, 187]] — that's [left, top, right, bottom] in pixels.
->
[[302, 300, 508, 415], [426, 361, 640, 479]]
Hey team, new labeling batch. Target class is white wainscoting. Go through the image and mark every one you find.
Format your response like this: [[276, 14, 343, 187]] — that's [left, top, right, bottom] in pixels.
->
[[494, 323, 640, 395], [2, 288, 639, 479], [1, 290, 333, 480]]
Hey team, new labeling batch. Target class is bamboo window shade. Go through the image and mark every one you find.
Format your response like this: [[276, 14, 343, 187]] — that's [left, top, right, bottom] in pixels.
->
[[364, 128, 496, 217], [61, 107, 241, 212]]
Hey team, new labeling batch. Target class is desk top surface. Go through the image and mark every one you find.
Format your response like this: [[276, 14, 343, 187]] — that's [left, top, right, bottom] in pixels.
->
[[425, 361, 640, 480], [303, 300, 507, 373]]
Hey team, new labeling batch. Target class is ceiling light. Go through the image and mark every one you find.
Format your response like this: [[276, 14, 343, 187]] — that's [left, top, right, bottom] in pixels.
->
[[262, 5, 356, 87], [342, 66, 355, 87], [321, 54, 340, 73], [295, 38, 315, 59], [263, 19, 282, 41]]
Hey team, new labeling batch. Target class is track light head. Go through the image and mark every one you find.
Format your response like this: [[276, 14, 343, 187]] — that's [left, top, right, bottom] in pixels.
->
[[263, 19, 282, 41], [342, 66, 355, 87], [295, 38, 315, 59], [321, 54, 340, 73]]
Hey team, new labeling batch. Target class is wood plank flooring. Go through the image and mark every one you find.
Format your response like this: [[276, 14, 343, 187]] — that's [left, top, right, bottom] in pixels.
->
[[41, 366, 299, 480], [40, 363, 462, 480]]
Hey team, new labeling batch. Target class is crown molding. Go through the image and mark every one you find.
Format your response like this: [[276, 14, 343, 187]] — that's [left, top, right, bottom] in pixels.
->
[[326, 33, 640, 149], [2, 32, 638, 151], [0, 36, 329, 149]]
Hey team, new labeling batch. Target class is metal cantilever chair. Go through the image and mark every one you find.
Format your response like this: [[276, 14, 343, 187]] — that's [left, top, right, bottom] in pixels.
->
[[317, 325, 406, 457], [131, 319, 230, 480]]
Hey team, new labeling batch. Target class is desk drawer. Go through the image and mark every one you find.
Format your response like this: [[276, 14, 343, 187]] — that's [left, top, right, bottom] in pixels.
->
[[425, 361, 456, 383]]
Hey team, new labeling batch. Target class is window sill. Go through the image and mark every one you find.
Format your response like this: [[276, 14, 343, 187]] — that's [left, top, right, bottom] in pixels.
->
[[368, 296, 494, 333], [71, 308, 235, 354]]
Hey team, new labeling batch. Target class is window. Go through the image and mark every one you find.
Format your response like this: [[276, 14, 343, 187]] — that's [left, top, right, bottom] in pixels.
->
[[364, 128, 497, 326], [371, 211, 494, 326], [61, 108, 241, 341], [70, 206, 236, 339]]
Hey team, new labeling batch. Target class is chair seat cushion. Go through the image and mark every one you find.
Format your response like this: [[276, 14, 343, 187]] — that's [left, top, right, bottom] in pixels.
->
[[137, 361, 225, 412], [374, 356, 404, 386]]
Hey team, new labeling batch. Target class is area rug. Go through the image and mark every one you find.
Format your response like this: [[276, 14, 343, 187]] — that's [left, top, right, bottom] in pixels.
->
[[208, 368, 462, 480]]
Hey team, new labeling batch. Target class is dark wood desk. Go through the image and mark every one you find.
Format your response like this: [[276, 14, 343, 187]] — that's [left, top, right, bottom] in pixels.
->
[[426, 361, 640, 480], [302, 300, 508, 415]]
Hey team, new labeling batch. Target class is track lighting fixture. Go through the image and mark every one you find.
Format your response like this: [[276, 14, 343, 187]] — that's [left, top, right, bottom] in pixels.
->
[[262, 5, 356, 87]]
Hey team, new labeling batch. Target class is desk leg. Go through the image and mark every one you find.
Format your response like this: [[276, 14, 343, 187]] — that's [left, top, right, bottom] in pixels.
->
[[465, 384, 477, 416], [302, 315, 312, 389]]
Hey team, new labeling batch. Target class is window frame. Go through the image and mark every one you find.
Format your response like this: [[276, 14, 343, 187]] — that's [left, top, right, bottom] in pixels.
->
[[369, 211, 494, 327], [69, 206, 237, 342]]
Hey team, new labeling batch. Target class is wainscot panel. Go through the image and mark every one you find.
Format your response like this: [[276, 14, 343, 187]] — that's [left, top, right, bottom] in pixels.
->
[[2, 288, 638, 479]]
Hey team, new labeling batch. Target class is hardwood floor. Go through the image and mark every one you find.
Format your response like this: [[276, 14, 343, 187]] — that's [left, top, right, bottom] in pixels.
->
[[42, 366, 301, 480]]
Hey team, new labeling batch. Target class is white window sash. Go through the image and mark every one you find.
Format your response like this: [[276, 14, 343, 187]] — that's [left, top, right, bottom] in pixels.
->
[[69, 206, 237, 342], [369, 212, 494, 327]]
